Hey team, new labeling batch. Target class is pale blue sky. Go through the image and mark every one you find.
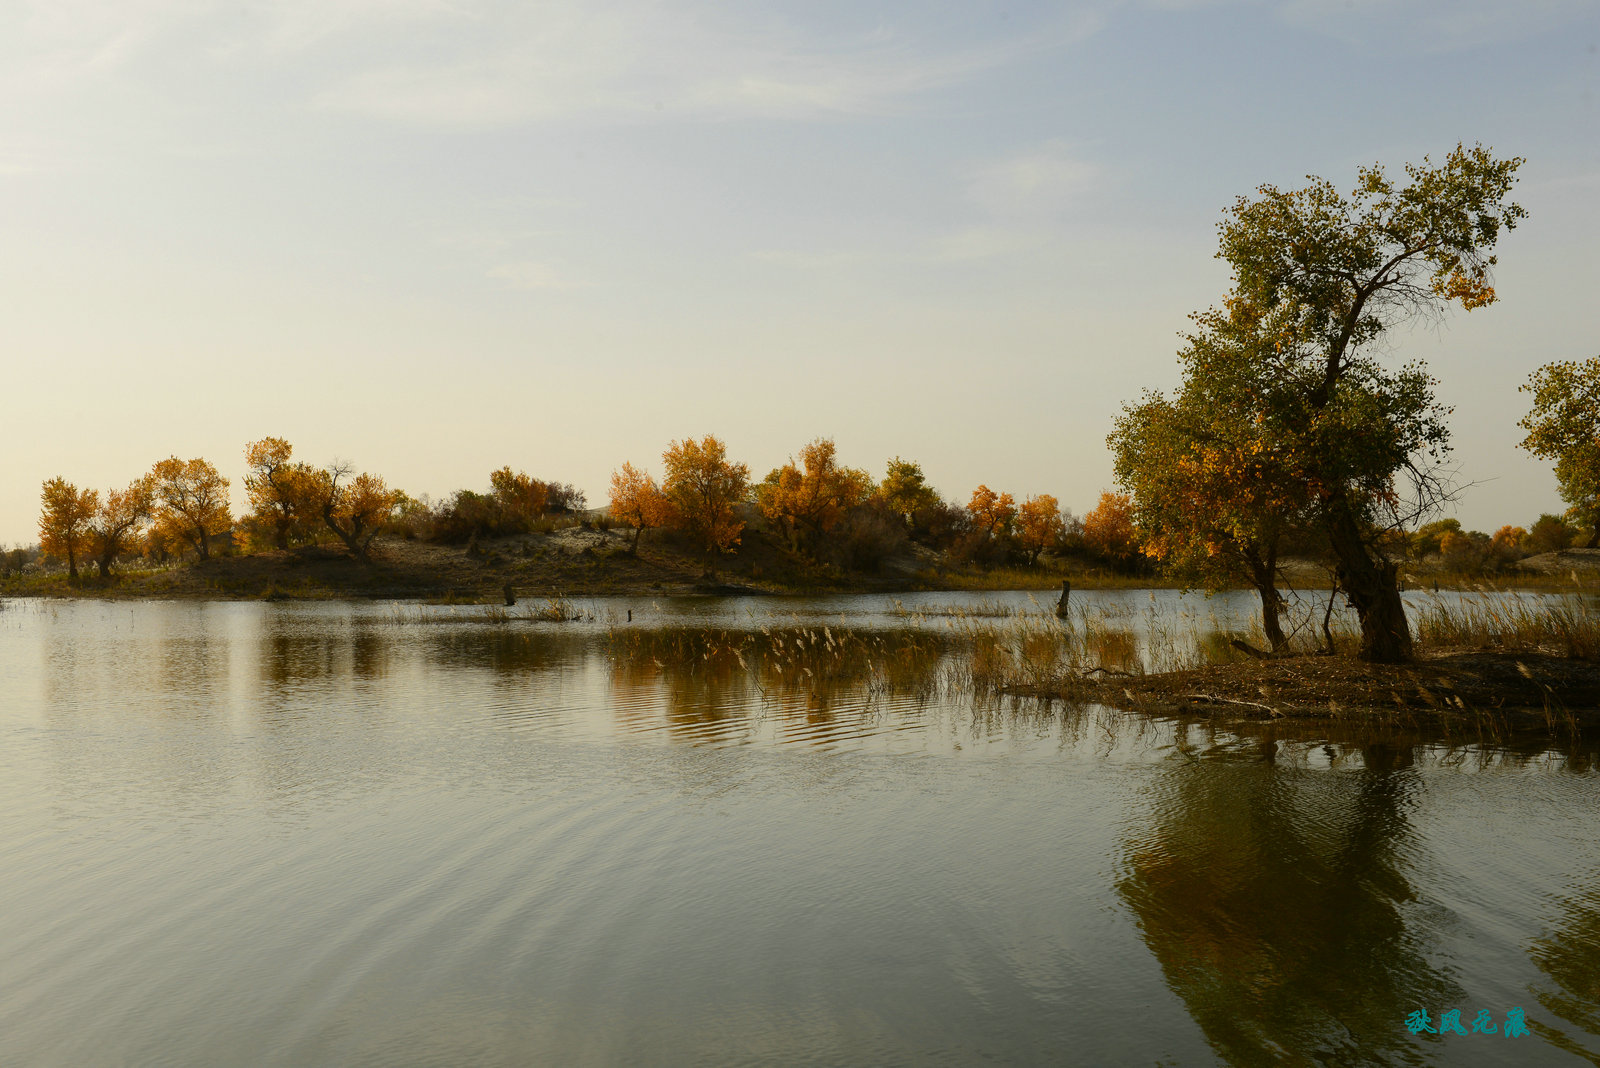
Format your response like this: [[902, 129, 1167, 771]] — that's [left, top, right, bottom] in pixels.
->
[[2, 0, 1596, 544]]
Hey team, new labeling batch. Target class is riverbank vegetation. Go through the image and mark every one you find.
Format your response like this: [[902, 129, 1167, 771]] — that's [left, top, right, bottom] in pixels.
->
[[11, 429, 1172, 599], [11, 441, 1593, 604]]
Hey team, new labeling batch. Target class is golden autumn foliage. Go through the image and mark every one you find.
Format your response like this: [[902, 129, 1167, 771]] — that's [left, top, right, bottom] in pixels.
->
[[1016, 494, 1065, 566], [243, 437, 323, 551], [609, 462, 675, 552], [87, 478, 155, 579], [1435, 268, 1496, 310], [308, 463, 398, 561], [1491, 525, 1528, 556], [756, 438, 873, 553], [1109, 299, 1327, 649], [148, 456, 232, 561], [39, 478, 99, 581], [489, 467, 549, 527], [1110, 327, 1311, 574], [966, 485, 1016, 539], [1081, 491, 1140, 564], [661, 435, 750, 554]]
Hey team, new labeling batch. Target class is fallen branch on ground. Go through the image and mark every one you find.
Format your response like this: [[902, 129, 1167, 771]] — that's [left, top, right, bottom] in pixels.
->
[[1182, 692, 1281, 717]]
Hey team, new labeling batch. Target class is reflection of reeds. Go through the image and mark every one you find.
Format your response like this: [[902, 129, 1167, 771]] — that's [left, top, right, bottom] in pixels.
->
[[607, 626, 956, 701], [604, 608, 1230, 703]]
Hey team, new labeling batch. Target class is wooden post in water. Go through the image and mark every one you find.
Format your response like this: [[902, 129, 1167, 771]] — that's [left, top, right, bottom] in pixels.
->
[[503, 583, 516, 606], [1055, 579, 1071, 619]]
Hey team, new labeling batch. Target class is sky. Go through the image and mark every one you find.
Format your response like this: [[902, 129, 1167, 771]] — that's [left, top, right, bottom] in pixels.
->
[[1, 0, 1597, 545]]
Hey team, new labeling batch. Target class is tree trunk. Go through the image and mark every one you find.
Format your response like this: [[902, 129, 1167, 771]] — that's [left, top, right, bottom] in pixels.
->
[[1587, 527, 1599, 549], [631, 523, 643, 554], [322, 507, 371, 563], [1248, 553, 1287, 653], [1325, 498, 1412, 663], [1258, 584, 1287, 652]]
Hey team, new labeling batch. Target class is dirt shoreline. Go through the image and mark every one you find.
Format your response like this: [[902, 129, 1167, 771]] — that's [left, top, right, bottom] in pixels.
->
[[1009, 650, 1600, 733], [0, 529, 1180, 601]]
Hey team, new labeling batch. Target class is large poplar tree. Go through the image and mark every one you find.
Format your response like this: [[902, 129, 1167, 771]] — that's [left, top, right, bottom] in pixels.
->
[[1151, 143, 1523, 662]]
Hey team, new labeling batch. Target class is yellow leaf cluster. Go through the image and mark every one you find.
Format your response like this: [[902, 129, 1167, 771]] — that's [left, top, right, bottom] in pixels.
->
[[608, 462, 676, 550], [662, 435, 750, 554], [966, 485, 1016, 538], [757, 438, 872, 552]]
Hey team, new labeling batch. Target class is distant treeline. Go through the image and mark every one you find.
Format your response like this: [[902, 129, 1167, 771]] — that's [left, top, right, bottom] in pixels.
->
[[21, 434, 1161, 583]]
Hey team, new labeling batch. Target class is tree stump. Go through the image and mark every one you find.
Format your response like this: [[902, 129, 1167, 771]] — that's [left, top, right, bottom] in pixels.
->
[[1055, 579, 1071, 619]]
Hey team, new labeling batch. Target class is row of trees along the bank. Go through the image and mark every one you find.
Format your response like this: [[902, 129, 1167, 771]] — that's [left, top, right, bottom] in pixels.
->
[[39, 458, 237, 582], [1108, 143, 1529, 662], [607, 435, 1139, 572], [35, 432, 1135, 580], [37, 442, 400, 580]]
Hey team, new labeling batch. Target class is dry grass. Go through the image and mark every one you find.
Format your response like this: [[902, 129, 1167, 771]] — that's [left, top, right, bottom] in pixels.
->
[[1411, 590, 1600, 659], [889, 598, 1032, 619], [1406, 571, 1590, 592], [602, 600, 1269, 705]]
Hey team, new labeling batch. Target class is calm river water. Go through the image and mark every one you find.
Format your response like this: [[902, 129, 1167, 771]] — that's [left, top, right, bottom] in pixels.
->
[[1, 592, 1597, 1066]]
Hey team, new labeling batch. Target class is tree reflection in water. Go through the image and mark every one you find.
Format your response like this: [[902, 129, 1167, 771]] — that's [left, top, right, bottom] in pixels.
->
[[1528, 880, 1600, 1061], [1118, 741, 1462, 1066]]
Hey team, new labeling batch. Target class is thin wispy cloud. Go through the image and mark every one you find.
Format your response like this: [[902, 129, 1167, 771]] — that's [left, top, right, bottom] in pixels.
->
[[487, 260, 571, 291], [2, 2, 1105, 126], [314, 4, 1104, 124], [755, 140, 1099, 268], [1, 0, 199, 95], [250, 0, 468, 53], [968, 141, 1096, 222], [0, 140, 55, 175], [1275, 0, 1595, 52], [1136, 0, 1594, 52], [929, 225, 1046, 263]]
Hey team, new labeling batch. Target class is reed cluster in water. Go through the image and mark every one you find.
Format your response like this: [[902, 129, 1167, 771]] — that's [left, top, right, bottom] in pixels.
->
[[386, 595, 590, 624], [1411, 591, 1600, 659], [605, 625, 960, 701]]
